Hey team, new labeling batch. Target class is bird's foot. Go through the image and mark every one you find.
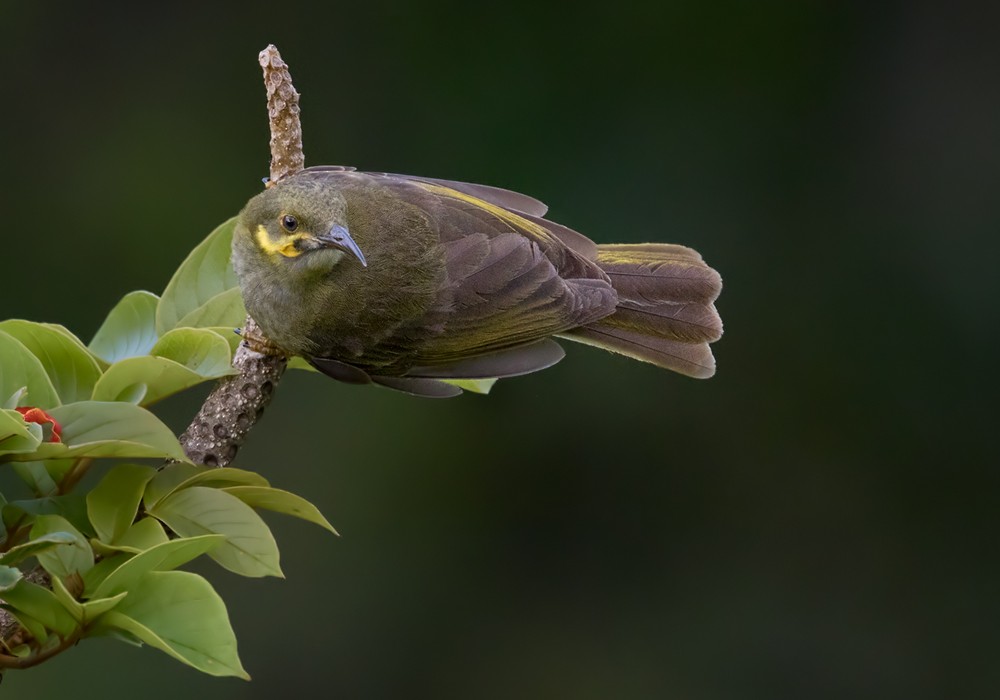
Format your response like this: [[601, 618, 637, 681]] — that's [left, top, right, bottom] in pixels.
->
[[237, 321, 284, 356]]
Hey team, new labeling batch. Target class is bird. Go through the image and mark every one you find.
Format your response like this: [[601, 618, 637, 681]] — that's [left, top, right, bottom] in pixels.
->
[[231, 166, 723, 398]]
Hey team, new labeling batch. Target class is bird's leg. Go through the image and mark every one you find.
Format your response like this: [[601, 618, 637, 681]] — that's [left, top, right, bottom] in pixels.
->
[[238, 317, 285, 356]]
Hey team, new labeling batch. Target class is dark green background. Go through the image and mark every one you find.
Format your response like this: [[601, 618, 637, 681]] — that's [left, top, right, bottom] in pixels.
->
[[2, 2, 997, 698]]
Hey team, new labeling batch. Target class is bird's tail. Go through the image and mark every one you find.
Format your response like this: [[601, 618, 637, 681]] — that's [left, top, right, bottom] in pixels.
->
[[560, 243, 723, 378]]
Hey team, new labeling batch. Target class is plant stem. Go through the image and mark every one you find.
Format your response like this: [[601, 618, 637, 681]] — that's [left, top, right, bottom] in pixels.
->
[[57, 458, 93, 495]]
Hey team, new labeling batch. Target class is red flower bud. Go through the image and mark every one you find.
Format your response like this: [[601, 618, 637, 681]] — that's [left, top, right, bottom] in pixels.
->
[[15, 406, 62, 443]]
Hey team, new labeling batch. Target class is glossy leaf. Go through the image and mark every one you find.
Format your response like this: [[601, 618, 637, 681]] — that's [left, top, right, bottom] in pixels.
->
[[79, 592, 129, 625], [0, 579, 78, 637], [99, 571, 248, 679], [51, 574, 129, 626], [287, 356, 318, 372], [149, 487, 282, 578], [113, 517, 169, 551], [89, 291, 161, 365], [0, 531, 78, 567], [31, 514, 93, 578], [151, 328, 234, 377], [0, 411, 43, 457], [0, 321, 103, 404], [0, 564, 24, 591], [143, 463, 203, 508], [91, 328, 236, 405], [144, 465, 268, 509], [91, 534, 224, 599], [174, 287, 247, 332], [87, 464, 157, 543], [0, 331, 60, 409], [82, 553, 131, 597], [156, 218, 240, 334], [206, 327, 244, 354], [223, 485, 337, 534], [49, 574, 85, 622], [7, 401, 188, 462], [3, 494, 92, 537], [11, 460, 58, 496], [92, 356, 200, 405]]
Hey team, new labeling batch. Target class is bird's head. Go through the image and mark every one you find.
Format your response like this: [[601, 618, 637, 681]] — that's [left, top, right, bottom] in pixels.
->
[[234, 176, 367, 280]]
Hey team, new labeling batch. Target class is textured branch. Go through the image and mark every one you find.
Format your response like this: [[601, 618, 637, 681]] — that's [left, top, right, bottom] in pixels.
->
[[260, 44, 304, 184], [180, 45, 304, 466]]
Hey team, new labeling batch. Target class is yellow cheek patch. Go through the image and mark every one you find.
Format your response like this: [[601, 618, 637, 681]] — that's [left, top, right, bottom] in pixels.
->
[[255, 225, 308, 258]]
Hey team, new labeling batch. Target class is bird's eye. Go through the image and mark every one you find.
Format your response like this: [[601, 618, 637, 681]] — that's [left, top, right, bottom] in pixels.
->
[[281, 214, 298, 233]]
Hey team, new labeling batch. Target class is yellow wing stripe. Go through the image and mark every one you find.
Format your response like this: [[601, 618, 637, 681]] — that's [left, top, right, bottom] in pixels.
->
[[415, 182, 556, 247]]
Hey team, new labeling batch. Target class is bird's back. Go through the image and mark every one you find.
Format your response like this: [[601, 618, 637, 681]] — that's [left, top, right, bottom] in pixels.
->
[[302, 169, 619, 375]]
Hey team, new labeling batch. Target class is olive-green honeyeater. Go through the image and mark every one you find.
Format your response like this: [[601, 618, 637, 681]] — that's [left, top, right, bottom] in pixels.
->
[[232, 166, 723, 397]]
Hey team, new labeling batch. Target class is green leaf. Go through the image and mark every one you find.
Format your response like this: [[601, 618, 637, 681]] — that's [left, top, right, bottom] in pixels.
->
[[87, 464, 157, 544], [98, 571, 248, 679], [31, 514, 93, 578], [174, 287, 247, 331], [0, 532, 78, 567], [92, 356, 199, 406], [144, 465, 268, 509], [223, 485, 337, 535], [11, 460, 58, 496], [91, 329, 235, 406], [0, 321, 103, 404], [143, 464, 203, 508], [149, 487, 281, 578], [1, 579, 78, 636], [3, 494, 92, 538], [91, 517, 170, 557], [89, 290, 160, 364], [171, 466, 270, 491], [151, 328, 235, 377], [49, 573, 85, 622], [287, 356, 318, 372], [6, 401, 188, 462], [50, 575, 129, 626], [91, 534, 224, 599], [442, 378, 498, 394], [2, 386, 28, 409], [82, 553, 131, 597], [156, 218, 240, 334], [0, 331, 60, 409], [115, 518, 169, 551], [0, 409, 42, 456], [206, 327, 244, 355], [0, 564, 23, 591], [79, 591, 129, 625]]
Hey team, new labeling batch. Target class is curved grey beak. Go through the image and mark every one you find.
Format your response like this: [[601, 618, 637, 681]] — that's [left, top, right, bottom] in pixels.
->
[[317, 224, 367, 267]]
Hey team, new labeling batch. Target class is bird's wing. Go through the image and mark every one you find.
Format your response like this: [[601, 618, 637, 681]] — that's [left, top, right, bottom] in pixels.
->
[[379, 172, 549, 217], [362, 172, 600, 259], [382, 187, 618, 371]]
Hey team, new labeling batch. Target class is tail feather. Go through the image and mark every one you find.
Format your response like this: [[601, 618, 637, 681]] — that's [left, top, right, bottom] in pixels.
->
[[565, 325, 717, 379], [595, 244, 722, 304], [562, 243, 723, 378]]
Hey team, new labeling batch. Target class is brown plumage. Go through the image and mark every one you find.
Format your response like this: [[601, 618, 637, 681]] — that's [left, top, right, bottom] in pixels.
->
[[232, 167, 723, 397]]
